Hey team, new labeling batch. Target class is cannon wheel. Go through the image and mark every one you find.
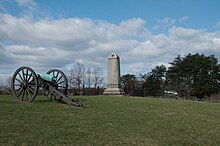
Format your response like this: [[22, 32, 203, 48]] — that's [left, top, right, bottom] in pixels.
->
[[46, 69, 68, 95], [11, 66, 39, 103]]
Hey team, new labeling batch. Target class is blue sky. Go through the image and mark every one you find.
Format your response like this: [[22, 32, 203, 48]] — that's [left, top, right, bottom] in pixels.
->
[[0, 0, 220, 85], [3, 0, 220, 30]]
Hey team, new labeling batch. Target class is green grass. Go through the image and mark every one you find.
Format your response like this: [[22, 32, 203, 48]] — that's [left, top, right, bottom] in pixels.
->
[[0, 95, 220, 146]]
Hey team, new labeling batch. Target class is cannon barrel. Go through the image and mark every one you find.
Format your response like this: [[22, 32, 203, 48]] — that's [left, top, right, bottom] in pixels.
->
[[38, 73, 56, 82]]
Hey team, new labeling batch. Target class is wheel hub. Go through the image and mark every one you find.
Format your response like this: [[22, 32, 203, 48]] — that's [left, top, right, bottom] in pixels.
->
[[22, 81, 28, 89]]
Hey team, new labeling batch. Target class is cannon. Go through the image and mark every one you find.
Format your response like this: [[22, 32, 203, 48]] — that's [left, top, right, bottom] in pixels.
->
[[11, 66, 81, 107]]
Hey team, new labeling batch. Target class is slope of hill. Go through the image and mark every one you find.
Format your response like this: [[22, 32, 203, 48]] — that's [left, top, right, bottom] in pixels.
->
[[0, 95, 219, 145]]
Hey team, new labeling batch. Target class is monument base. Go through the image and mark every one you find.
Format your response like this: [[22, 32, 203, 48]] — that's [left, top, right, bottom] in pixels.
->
[[103, 84, 125, 96]]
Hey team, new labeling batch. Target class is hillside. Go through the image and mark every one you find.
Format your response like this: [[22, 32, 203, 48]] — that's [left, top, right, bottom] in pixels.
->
[[0, 95, 219, 145]]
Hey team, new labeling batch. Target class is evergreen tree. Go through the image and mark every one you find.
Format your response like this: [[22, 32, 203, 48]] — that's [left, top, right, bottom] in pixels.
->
[[167, 53, 220, 99], [121, 74, 136, 95], [143, 65, 166, 96]]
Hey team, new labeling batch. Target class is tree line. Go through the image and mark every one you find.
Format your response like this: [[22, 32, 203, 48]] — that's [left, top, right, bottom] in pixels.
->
[[122, 53, 220, 100], [0, 63, 105, 95], [0, 53, 219, 99], [68, 63, 105, 95]]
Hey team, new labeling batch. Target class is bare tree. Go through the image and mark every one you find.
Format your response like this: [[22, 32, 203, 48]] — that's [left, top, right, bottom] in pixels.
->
[[6, 76, 12, 88], [86, 67, 91, 94], [70, 63, 86, 95], [92, 66, 104, 89], [85, 67, 91, 88]]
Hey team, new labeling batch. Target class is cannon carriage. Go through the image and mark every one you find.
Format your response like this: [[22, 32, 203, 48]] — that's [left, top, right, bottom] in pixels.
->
[[11, 66, 81, 107]]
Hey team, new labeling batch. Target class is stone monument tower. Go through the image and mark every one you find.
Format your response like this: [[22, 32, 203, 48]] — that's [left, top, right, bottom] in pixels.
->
[[103, 53, 125, 95]]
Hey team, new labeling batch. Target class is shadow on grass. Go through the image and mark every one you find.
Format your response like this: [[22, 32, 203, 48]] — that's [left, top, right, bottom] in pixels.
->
[[34, 99, 86, 108], [34, 99, 53, 104]]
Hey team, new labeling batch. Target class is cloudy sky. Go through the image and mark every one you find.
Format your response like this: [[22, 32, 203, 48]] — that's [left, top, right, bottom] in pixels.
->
[[0, 0, 220, 84]]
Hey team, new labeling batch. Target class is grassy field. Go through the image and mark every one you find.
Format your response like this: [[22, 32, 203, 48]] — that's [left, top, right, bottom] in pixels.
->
[[0, 95, 220, 146]]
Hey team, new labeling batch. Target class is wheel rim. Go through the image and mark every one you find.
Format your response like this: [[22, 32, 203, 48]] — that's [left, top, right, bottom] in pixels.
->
[[11, 66, 38, 103], [46, 69, 68, 95]]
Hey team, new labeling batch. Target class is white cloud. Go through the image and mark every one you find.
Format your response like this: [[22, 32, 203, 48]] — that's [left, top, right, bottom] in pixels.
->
[[15, 0, 36, 10], [169, 26, 204, 39], [0, 14, 149, 49], [153, 17, 176, 30], [179, 16, 189, 22], [169, 27, 220, 57], [213, 38, 220, 45], [0, 14, 220, 84]]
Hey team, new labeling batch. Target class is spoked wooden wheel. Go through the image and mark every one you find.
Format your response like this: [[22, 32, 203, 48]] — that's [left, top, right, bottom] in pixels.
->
[[11, 66, 38, 103], [46, 69, 68, 95]]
